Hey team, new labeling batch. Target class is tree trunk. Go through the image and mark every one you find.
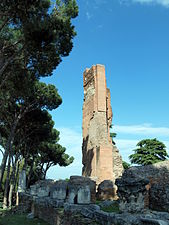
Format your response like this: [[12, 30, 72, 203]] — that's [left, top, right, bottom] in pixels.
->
[[14, 160, 20, 192], [43, 163, 51, 179], [3, 154, 11, 209], [0, 149, 9, 190], [8, 184, 13, 208], [0, 116, 19, 188], [8, 156, 17, 207]]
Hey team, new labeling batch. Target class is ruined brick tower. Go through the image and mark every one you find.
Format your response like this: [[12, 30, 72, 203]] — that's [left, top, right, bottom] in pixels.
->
[[82, 64, 123, 184]]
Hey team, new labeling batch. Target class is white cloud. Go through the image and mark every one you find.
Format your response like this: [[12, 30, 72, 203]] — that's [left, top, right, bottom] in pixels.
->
[[116, 139, 138, 162], [114, 124, 169, 136], [86, 11, 93, 20], [1, 125, 168, 180], [57, 127, 82, 149], [88, 0, 169, 7], [47, 125, 169, 179], [131, 0, 169, 7]]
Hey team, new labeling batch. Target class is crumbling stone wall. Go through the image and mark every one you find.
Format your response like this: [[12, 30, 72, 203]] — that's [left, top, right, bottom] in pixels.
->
[[121, 160, 169, 212], [29, 176, 96, 204], [82, 64, 123, 184], [18, 174, 169, 225], [116, 170, 149, 213]]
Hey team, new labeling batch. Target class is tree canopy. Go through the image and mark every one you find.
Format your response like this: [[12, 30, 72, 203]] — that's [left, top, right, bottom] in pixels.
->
[[129, 138, 169, 166], [0, 0, 78, 208], [0, 0, 78, 82]]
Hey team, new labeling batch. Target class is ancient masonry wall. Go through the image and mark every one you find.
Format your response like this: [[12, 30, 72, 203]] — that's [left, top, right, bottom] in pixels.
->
[[82, 64, 123, 184]]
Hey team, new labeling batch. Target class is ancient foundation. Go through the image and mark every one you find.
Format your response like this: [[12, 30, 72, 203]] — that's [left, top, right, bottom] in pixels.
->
[[82, 64, 123, 184], [18, 162, 169, 225]]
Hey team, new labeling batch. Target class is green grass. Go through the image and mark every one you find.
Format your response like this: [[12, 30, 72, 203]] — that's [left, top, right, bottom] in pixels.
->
[[100, 201, 120, 213], [0, 214, 50, 225], [95, 200, 102, 205]]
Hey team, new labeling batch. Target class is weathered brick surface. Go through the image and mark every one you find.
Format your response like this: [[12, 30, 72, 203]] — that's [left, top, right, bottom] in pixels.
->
[[82, 64, 123, 185]]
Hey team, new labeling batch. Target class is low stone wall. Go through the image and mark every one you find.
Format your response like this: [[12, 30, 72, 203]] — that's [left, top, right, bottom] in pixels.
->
[[19, 192, 169, 225], [17, 166, 169, 225], [29, 176, 96, 204]]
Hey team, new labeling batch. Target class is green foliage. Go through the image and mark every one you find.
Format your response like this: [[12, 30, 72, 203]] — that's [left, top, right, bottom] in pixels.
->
[[0, 0, 78, 206], [100, 201, 119, 213], [0, 0, 78, 79], [122, 161, 130, 170], [0, 213, 49, 225], [110, 132, 117, 139], [14, 109, 74, 185], [129, 138, 169, 166], [110, 132, 117, 145], [64, 178, 70, 182]]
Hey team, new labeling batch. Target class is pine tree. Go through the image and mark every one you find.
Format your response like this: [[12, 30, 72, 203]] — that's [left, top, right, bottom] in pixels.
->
[[129, 138, 169, 166]]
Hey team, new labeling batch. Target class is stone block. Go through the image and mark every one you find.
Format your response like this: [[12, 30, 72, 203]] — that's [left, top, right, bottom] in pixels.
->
[[97, 180, 115, 200], [77, 186, 91, 204], [67, 176, 96, 204], [149, 182, 169, 212], [37, 186, 50, 197], [121, 161, 169, 210], [30, 185, 37, 196], [141, 218, 169, 225], [50, 181, 68, 200], [115, 170, 149, 213]]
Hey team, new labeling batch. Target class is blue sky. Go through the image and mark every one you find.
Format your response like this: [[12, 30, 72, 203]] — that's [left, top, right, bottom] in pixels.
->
[[1, 0, 169, 179], [44, 0, 169, 179]]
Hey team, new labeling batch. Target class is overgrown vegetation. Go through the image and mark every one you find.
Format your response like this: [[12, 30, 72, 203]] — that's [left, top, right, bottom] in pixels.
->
[[100, 201, 120, 213], [122, 161, 130, 170]]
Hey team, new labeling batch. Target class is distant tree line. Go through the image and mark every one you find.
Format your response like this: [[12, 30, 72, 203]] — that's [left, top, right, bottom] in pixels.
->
[[0, 0, 78, 208]]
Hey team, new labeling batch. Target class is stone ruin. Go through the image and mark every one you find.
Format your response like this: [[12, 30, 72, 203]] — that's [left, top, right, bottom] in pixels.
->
[[23, 176, 96, 206], [15, 64, 169, 225], [18, 169, 169, 225], [116, 170, 149, 213], [120, 160, 169, 213], [82, 64, 123, 185]]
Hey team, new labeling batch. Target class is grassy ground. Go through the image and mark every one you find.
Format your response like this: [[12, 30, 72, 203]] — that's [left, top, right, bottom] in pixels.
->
[[96, 200, 120, 213], [100, 201, 119, 213], [0, 213, 50, 225]]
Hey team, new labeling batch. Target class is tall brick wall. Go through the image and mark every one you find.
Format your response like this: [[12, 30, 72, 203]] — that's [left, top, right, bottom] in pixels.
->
[[82, 64, 123, 184]]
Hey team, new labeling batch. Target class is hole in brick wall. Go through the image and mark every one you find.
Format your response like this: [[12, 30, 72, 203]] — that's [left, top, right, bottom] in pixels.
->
[[74, 194, 78, 204], [66, 188, 69, 198]]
